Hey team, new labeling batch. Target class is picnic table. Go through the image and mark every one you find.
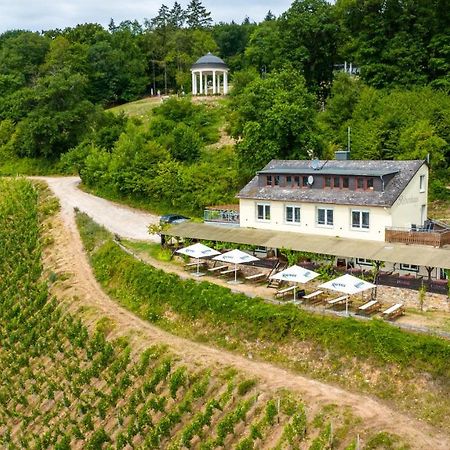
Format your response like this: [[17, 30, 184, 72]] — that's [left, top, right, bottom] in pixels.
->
[[303, 290, 323, 302], [358, 299, 381, 314], [207, 264, 228, 273], [245, 272, 267, 282], [381, 303, 404, 320], [185, 261, 207, 268], [275, 285, 296, 299], [327, 295, 350, 307]]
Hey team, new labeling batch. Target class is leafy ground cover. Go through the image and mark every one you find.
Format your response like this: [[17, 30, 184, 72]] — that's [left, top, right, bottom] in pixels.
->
[[76, 212, 450, 432], [0, 179, 413, 448]]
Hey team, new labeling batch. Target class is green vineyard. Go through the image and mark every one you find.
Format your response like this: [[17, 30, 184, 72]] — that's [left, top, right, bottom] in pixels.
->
[[0, 179, 407, 449]]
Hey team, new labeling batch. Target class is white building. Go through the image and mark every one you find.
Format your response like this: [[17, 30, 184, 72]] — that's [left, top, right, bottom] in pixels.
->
[[237, 159, 429, 242], [191, 52, 229, 95]]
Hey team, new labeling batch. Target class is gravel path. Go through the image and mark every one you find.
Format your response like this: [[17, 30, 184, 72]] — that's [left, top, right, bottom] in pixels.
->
[[36, 176, 159, 241]]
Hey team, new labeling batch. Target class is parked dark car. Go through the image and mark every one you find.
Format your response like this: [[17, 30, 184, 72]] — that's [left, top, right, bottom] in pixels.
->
[[159, 214, 190, 225]]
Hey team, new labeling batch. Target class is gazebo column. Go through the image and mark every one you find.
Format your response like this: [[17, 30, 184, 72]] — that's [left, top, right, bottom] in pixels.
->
[[199, 70, 203, 94], [212, 70, 216, 94], [224, 71, 228, 94], [191, 72, 196, 95], [204, 74, 208, 95], [217, 73, 221, 94]]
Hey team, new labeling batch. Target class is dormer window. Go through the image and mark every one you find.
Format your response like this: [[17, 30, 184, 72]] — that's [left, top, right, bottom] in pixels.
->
[[342, 177, 349, 188], [333, 176, 340, 188], [302, 176, 308, 187], [274, 175, 280, 186], [357, 178, 364, 189], [367, 178, 374, 189], [325, 176, 332, 188], [266, 175, 272, 186], [286, 175, 292, 184], [294, 176, 300, 187]]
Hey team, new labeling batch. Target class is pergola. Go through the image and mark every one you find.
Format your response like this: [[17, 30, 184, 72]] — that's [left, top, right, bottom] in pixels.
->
[[191, 52, 229, 95]]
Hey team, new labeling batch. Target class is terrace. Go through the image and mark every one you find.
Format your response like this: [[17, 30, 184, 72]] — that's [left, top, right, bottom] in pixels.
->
[[385, 220, 450, 248], [204, 204, 240, 225]]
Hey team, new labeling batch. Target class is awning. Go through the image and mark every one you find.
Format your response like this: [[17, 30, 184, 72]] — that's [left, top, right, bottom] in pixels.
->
[[164, 222, 450, 269]]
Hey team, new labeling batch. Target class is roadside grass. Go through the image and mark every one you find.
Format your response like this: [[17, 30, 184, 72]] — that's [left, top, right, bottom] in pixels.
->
[[76, 212, 450, 432], [123, 240, 175, 263], [0, 157, 62, 175]]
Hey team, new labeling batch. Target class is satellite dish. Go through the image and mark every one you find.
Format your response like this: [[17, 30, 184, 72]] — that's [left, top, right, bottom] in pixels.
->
[[311, 159, 320, 170], [307, 175, 314, 185]]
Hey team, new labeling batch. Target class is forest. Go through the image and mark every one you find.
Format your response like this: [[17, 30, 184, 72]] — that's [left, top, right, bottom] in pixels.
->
[[0, 0, 449, 214]]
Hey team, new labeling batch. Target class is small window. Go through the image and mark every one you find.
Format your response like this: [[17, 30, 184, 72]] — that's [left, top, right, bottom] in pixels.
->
[[274, 175, 280, 186], [356, 258, 372, 266], [342, 177, 349, 188], [266, 175, 272, 186], [286, 175, 292, 184], [285, 205, 301, 224], [333, 176, 340, 188], [257, 203, 271, 221], [419, 175, 425, 192], [294, 176, 300, 187], [352, 210, 370, 229], [325, 176, 331, 188], [357, 178, 364, 189], [400, 263, 419, 272], [302, 176, 309, 187], [317, 207, 333, 226], [367, 178, 374, 189]]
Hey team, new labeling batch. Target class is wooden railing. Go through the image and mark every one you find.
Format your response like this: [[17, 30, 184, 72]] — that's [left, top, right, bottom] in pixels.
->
[[385, 227, 450, 247]]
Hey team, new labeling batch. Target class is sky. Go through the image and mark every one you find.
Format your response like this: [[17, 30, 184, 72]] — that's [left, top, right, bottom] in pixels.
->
[[0, 0, 294, 33]]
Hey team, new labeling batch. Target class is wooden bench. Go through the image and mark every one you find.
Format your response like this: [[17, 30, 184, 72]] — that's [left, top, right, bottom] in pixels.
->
[[358, 299, 381, 314], [275, 286, 305, 300], [221, 268, 238, 276], [381, 303, 404, 320], [327, 295, 350, 307], [303, 290, 324, 302], [245, 273, 267, 282], [185, 261, 206, 268], [207, 265, 228, 273]]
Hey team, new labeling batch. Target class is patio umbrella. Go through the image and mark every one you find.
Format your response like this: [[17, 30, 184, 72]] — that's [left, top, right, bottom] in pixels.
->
[[213, 249, 259, 284], [176, 242, 220, 276], [270, 265, 319, 302], [318, 273, 376, 315]]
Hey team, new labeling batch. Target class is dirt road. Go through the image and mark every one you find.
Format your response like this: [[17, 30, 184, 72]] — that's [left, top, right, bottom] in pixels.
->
[[39, 177, 450, 450], [37, 176, 159, 241]]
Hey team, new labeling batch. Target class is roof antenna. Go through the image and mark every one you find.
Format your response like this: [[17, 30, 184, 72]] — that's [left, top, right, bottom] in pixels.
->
[[347, 126, 351, 153]]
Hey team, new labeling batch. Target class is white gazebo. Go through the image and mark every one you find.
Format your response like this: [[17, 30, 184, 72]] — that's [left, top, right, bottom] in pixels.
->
[[191, 52, 229, 95]]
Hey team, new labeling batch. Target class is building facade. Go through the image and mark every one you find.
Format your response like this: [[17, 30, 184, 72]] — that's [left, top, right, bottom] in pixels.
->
[[237, 159, 428, 242]]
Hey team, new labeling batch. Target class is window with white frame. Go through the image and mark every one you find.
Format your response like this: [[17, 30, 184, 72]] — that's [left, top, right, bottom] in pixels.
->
[[351, 210, 370, 229], [400, 263, 419, 272], [356, 257, 372, 266], [285, 205, 301, 224], [419, 174, 425, 192], [317, 207, 333, 226], [257, 203, 270, 221]]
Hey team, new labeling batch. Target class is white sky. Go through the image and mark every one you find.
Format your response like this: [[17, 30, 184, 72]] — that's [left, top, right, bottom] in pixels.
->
[[0, 1, 294, 33]]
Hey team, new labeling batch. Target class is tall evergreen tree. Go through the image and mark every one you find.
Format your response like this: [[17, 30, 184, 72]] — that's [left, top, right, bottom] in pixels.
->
[[152, 4, 170, 30], [168, 2, 186, 29], [186, 0, 212, 29]]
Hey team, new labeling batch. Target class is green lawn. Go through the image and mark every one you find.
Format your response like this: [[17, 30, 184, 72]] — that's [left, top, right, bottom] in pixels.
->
[[107, 97, 162, 123]]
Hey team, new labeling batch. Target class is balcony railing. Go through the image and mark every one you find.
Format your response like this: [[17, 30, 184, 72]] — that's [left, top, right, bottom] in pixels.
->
[[385, 226, 450, 247], [204, 206, 239, 225]]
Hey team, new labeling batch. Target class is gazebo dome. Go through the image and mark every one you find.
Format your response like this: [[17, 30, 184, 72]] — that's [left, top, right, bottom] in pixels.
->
[[191, 52, 228, 70]]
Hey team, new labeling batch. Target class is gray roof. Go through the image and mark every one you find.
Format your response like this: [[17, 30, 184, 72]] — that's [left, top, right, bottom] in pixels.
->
[[191, 52, 228, 70], [237, 159, 425, 207]]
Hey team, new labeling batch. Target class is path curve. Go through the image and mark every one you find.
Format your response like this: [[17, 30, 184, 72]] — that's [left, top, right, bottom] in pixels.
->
[[38, 177, 450, 450], [36, 176, 159, 241]]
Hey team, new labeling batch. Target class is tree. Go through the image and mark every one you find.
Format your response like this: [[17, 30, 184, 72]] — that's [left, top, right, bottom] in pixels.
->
[[168, 2, 186, 29], [170, 123, 203, 162], [186, 0, 212, 29], [231, 69, 323, 179]]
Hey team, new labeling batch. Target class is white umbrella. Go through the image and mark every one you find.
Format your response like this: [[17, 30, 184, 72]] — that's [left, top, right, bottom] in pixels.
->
[[270, 265, 319, 302], [213, 249, 259, 284], [319, 274, 376, 315], [176, 242, 220, 276]]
